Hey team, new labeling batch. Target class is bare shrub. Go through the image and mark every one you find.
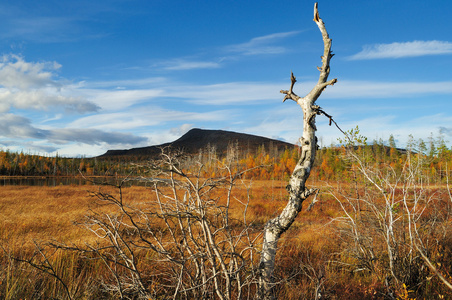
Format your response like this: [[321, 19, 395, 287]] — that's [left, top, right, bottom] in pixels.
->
[[49, 147, 263, 299], [331, 130, 452, 298]]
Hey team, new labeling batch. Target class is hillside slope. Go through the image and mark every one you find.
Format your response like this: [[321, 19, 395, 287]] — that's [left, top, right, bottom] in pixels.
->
[[99, 128, 295, 158]]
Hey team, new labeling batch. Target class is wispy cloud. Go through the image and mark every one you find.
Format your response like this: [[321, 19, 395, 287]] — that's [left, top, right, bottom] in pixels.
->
[[0, 14, 98, 43], [348, 40, 452, 60], [225, 31, 301, 56], [167, 82, 283, 105], [6, 17, 76, 41], [3, 51, 452, 156], [159, 59, 221, 71], [79, 88, 164, 111], [151, 31, 302, 72], [0, 2, 110, 43], [85, 77, 167, 89], [162, 79, 452, 105], [67, 107, 232, 131], [321, 80, 452, 98]]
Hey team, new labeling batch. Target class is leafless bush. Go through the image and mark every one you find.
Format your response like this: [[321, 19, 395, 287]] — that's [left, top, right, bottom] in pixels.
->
[[51, 147, 262, 299], [330, 138, 452, 297]]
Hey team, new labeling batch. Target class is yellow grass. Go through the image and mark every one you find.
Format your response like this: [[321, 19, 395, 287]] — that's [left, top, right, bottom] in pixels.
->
[[1, 186, 90, 243], [0, 186, 157, 252], [0, 180, 451, 299]]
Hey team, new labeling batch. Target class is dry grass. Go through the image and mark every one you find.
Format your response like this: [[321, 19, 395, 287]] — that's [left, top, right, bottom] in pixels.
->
[[0, 185, 164, 245], [0, 185, 92, 245], [1, 180, 451, 299]]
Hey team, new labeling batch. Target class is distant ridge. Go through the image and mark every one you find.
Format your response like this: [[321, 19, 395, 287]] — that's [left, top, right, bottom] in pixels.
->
[[98, 128, 295, 158]]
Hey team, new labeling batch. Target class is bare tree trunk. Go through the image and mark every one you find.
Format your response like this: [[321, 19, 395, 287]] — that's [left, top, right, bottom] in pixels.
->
[[257, 3, 336, 299]]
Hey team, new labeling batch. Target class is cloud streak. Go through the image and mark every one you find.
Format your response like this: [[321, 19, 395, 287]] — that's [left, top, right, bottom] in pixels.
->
[[2, 49, 452, 156], [167, 82, 283, 105], [80, 88, 163, 111], [48, 128, 147, 145], [322, 80, 452, 99], [0, 2, 108, 43], [68, 107, 232, 130], [158, 80, 452, 104], [0, 113, 148, 147], [145, 31, 302, 74], [159, 59, 220, 71], [225, 31, 301, 56], [0, 113, 46, 139], [4, 16, 78, 42], [348, 40, 452, 60]]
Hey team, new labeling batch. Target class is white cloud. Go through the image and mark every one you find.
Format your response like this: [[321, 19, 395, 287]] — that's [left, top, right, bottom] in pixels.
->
[[4, 52, 452, 156], [348, 40, 452, 60], [0, 55, 99, 113], [0, 99, 9, 113], [320, 80, 452, 99], [81, 88, 164, 111], [0, 113, 46, 139], [0, 112, 148, 147], [160, 79, 452, 105], [243, 120, 301, 145], [0, 54, 61, 89], [160, 59, 220, 71], [67, 107, 232, 130], [440, 126, 452, 139], [0, 89, 98, 113], [225, 31, 301, 55], [313, 112, 452, 149], [85, 77, 167, 89], [41, 114, 63, 123], [170, 124, 194, 136], [150, 31, 302, 72], [168, 82, 283, 105]]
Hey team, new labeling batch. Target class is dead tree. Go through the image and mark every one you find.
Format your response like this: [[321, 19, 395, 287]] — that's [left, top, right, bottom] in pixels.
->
[[257, 3, 337, 299]]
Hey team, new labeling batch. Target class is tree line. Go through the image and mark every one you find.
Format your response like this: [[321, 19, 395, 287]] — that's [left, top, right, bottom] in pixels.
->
[[0, 132, 450, 185]]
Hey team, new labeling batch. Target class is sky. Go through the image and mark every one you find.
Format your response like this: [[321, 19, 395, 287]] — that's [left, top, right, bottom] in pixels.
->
[[0, 0, 451, 157]]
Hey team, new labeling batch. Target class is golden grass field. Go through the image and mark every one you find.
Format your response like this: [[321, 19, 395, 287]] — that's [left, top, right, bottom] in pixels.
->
[[1, 179, 451, 299], [0, 181, 290, 247]]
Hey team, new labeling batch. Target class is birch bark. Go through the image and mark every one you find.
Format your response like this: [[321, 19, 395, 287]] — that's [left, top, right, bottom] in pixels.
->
[[257, 3, 337, 299]]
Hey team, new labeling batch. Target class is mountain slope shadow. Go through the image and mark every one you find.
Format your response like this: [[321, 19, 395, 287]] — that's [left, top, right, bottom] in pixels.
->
[[98, 128, 295, 158]]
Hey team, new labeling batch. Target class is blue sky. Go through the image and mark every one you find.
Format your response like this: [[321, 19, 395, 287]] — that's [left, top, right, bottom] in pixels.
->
[[0, 0, 451, 157]]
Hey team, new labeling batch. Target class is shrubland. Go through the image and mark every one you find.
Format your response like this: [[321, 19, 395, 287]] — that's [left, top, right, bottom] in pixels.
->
[[0, 134, 451, 299]]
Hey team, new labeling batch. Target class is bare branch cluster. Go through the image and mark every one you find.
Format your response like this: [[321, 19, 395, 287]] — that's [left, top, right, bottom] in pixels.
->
[[47, 147, 262, 299], [331, 145, 452, 296]]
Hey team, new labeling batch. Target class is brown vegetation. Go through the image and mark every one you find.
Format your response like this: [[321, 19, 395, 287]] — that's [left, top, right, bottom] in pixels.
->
[[0, 135, 451, 299]]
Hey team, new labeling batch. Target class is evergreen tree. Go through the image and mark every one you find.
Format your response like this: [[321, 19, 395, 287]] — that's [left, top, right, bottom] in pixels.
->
[[388, 134, 396, 149], [428, 133, 437, 158]]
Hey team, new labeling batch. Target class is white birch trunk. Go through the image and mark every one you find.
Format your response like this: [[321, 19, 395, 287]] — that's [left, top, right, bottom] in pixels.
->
[[257, 3, 337, 299]]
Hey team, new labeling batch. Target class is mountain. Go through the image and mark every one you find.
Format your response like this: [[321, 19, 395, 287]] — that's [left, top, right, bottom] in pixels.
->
[[98, 128, 295, 158]]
